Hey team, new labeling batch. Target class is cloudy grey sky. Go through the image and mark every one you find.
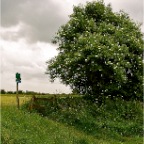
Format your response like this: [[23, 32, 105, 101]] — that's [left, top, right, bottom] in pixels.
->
[[1, 0, 143, 93]]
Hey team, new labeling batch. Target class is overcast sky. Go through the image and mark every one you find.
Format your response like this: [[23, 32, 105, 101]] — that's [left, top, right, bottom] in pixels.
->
[[1, 0, 143, 93]]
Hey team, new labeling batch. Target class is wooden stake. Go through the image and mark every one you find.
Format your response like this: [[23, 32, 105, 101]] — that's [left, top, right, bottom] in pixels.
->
[[16, 82, 20, 109]]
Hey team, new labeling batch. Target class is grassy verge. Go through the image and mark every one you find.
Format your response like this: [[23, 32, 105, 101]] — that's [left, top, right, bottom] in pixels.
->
[[29, 97, 143, 144], [1, 106, 111, 144], [1, 95, 143, 144]]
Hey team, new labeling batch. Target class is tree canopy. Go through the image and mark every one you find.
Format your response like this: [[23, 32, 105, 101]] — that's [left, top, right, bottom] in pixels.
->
[[46, 1, 143, 101]]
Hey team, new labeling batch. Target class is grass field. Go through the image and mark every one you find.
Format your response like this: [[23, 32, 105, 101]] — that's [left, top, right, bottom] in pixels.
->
[[1, 94, 143, 144], [1, 94, 31, 106]]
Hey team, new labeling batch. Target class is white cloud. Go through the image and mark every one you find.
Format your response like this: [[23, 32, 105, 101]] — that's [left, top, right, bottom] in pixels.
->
[[105, 0, 143, 23], [1, 38, 71, 93]]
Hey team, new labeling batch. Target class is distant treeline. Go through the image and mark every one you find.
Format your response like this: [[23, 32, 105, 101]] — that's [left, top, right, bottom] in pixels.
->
[[0, 89, 54, 95]]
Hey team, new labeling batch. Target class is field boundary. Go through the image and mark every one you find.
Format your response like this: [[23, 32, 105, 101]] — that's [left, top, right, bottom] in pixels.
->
[[29, 95, 57, 110]]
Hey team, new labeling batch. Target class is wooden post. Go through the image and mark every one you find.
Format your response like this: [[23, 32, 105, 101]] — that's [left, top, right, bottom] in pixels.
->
[[16, 82, 20, 109], [29, 96, 35, 111]]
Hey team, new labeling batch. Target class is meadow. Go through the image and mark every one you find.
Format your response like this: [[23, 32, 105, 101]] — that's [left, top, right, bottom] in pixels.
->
[[1, 94, 143, 144]]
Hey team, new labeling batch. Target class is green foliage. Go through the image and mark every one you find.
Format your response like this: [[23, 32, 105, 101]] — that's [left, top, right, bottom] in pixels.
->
[[27, 97, 143, 143], [1, 89, 6, 94], [1, 106, 101, 144], [1, 94, 143, 144], [46, 1, 143, 101]]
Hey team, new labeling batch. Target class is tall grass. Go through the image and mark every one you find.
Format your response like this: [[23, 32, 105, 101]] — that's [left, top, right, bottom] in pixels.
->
[[1, 95, 143, 144], [29, 97, 143, 144], [1, 106, 109, 144]]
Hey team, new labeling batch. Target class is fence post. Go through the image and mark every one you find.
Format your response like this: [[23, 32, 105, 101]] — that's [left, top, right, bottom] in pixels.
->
[[29, 95, 35, 110], [16, 82, 20, 109]]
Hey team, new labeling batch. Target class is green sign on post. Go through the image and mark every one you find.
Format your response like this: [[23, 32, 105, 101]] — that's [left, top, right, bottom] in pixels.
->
[[16, 73, 21, 83], [15, 72, 21, 109]]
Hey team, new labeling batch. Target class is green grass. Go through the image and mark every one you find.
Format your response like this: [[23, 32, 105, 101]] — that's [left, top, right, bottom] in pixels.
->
[[28, 97, 143, 144], [1, 95, 143, 144], [1, 106, 110, 144]]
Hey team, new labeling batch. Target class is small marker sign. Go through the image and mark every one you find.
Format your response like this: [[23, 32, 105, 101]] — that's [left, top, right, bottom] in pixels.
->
[[15, 72, 21, 109], [16, 72, 21, 83]]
